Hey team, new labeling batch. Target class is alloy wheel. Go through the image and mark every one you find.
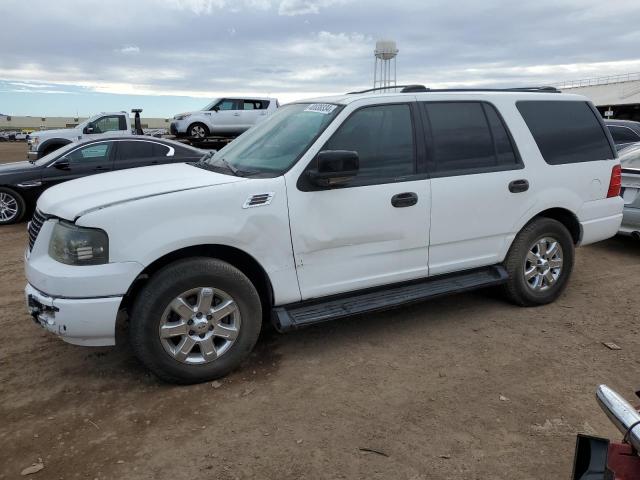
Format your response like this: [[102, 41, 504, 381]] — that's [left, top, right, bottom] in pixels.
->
[[523, 236, 564, 291], [0, 192, 18, 222], [158, 287, 241, 364]]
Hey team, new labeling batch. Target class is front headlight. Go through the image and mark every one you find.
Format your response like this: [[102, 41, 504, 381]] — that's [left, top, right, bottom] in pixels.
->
[[174, 113, 191, 121], [49, 221, 109, 265]]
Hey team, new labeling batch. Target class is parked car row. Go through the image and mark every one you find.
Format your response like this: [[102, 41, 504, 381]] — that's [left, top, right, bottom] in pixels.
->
[[21, 86, 623, 384], [0, 137, 204, 224]]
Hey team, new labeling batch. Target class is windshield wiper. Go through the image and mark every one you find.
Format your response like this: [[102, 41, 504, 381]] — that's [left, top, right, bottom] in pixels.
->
[[195, 151, 240, 176]]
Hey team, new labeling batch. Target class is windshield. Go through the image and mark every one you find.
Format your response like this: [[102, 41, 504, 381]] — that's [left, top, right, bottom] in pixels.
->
[[620, 143, 640, 169], [203, 103, 341, 175], [34, 142, 77, 166], [201, 99, 220, 111]]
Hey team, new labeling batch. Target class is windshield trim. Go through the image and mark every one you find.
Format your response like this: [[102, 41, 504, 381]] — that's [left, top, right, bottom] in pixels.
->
[[209, 102, 344, 177]]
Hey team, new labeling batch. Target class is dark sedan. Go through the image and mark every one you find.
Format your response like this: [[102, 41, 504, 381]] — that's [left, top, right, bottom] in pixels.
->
[[605, 119, 640, 151], [0, 136, 205, 224]]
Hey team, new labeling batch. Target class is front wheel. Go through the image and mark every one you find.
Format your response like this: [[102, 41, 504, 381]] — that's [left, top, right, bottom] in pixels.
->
[[187, 123, 209, 140], [0, 187, 26, 225], [501, 218, 575, 306], [129, 258, 262, 384]]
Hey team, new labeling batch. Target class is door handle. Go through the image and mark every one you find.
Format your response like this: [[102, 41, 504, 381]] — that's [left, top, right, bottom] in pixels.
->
[[391, 192, 418, 208], [508, 179, 529, 193], [233, 113, 241, 116]]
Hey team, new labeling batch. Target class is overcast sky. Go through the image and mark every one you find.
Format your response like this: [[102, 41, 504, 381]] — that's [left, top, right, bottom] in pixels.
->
[[1, 0, 640, 117]]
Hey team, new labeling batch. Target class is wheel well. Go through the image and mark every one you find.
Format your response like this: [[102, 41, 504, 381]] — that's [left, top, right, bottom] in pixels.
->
[[532, 208, 581, 244], [121, 244, 274, 318], [41, 141, 69, 156]]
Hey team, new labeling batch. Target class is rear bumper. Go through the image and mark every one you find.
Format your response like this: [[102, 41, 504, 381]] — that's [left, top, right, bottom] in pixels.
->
[[578, 196, 624, 246], [619, 205, 640, 236], [25, 283, 121, 346]]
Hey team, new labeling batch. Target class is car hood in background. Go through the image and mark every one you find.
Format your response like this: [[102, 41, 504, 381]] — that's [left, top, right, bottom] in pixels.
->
[[0, 161, 39, 174], [37, 162, 245, 220]]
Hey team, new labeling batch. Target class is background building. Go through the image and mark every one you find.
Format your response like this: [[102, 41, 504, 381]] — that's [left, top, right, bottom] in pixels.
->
[[557, 72, 640, 121]]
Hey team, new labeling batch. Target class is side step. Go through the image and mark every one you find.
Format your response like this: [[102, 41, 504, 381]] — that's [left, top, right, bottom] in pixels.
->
[[272, 265, 508, 332]]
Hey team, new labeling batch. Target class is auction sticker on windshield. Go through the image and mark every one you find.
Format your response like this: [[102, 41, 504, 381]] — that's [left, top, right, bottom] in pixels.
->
[[304, 104, 337, 114]]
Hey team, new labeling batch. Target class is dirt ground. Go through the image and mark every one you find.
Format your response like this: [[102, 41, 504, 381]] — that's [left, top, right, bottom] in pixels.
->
[[1, 141, 639, 479]]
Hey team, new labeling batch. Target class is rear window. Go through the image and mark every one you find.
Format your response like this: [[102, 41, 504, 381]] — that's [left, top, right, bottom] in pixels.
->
[[517, 101, 614, 165]]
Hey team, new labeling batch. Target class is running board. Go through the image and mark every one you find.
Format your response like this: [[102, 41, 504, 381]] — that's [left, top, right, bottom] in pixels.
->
[[272, 265, 508, 332]]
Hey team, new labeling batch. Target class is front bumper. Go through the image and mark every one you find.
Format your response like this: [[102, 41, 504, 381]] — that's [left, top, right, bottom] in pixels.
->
[[25, 283, 121, 346], [170, 120, 188, 136]]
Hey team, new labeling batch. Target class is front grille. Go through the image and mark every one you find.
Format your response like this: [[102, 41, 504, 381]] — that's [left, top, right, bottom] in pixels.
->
[[28, 209, 46, 250]]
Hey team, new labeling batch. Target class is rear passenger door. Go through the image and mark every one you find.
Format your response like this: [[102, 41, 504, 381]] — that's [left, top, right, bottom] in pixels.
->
[[114, 140, 174, 170], [421, 101, 528, 275]]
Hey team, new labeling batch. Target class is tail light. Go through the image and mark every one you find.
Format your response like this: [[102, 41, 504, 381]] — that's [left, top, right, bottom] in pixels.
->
[[607, 164, 622, 198]]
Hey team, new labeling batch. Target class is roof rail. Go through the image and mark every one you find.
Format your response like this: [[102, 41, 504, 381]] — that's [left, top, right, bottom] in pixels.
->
[[347, 84, 429, 94], [346, 85, 560, 95]]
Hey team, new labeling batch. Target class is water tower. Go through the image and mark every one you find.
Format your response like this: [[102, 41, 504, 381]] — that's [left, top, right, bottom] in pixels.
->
[[374, 40, 398, 90]]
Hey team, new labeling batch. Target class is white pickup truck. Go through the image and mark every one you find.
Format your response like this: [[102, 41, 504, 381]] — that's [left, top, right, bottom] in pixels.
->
[[170, 97, 279, 140], [27, 111, 134, 160]]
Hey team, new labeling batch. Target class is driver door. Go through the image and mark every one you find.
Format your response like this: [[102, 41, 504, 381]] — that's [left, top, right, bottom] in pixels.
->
[[286, 102, 431, 300], [42, 141, 114, 188], [210, 99, 241, 135]]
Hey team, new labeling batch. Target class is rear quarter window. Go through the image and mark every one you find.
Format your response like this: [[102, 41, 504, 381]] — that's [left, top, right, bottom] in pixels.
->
[[517, 100, 614, 165]]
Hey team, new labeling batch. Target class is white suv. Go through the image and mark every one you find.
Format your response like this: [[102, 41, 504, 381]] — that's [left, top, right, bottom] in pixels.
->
[[170, 97, 278, 140], [25, 86, 623, 384]]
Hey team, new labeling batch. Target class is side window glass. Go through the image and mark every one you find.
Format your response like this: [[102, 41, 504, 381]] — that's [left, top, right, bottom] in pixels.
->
[[483, 104, 517, 166], [216, 99, 237, 111], [517, 101, 613, 164], [152, 144, 171, 156], [243, 101, 256, 110], [424, 102, 496, 173], [117, 141, 155, 160], [323, 104, 415, 182], [92, 116, 122, 133], [66, 143, 111, 163], [609, 126, 640, 143]]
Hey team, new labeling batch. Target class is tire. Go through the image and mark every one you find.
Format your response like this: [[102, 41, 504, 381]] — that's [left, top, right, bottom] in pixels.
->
[[187, 123, 209, 140], [501, 218, 574, 307], [42, 144, 63, 157], [129, 257, 262, 384], [0, 187, 26, 225]]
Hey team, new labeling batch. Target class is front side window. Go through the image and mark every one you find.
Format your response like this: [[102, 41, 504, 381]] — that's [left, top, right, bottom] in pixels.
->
[[517, 101, 614, 165], [422, 102, 518, 174], [322, 104, 415, 182], [66, 143, 111, 163], [204, 103, 341, 175], [92, 116, 125, 133]]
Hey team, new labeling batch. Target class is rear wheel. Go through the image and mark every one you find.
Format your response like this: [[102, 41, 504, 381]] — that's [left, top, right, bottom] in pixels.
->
[[0, 187, 26, 225], [188, 123, 209, 140], [502, 218, 574, 306], [129, 258, 262, 384]]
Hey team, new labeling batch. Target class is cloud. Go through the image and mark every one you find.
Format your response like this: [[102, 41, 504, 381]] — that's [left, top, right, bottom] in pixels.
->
[[118, 45, 140, 54], [2, 0, 640, 116], [278, 0, 346, 16]]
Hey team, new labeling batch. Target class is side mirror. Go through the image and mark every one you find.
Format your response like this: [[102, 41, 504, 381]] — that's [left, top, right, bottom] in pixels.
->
[[212, 106, 220, 112], [54, 158, 70, 170], [308, 150, 359, 187], [83, 125, 94, 134]]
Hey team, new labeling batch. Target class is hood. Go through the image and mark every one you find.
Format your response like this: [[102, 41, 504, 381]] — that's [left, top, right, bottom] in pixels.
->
[[31, 127, 79, 140], [37, 162, 245, 220], [0, 160, 38, 174]]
